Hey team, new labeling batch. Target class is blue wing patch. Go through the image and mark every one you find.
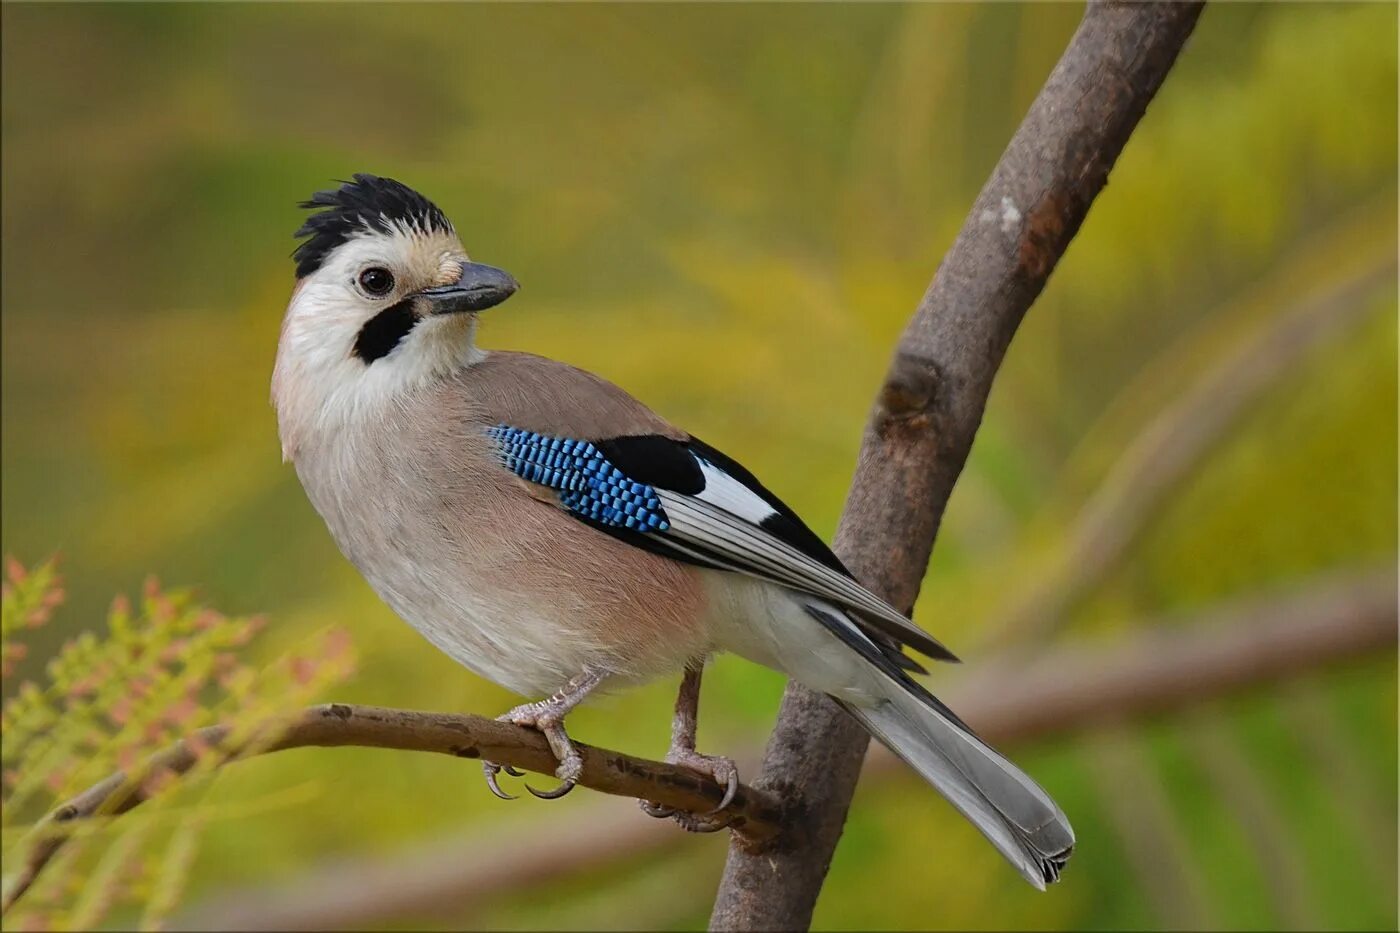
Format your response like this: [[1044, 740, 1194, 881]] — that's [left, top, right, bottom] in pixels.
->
[[486, 425, 670, 532]]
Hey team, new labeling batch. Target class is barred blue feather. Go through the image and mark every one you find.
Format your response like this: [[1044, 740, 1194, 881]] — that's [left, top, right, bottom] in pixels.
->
[[486, 425, 670, 532]]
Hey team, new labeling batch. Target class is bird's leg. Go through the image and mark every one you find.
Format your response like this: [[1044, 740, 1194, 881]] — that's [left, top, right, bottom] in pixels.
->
[[639, 662, 739, 831], [483, 668, 605, 801]]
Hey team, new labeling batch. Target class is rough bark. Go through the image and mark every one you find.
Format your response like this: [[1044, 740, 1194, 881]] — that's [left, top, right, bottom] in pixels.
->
[[709, 3, 1205, 928]]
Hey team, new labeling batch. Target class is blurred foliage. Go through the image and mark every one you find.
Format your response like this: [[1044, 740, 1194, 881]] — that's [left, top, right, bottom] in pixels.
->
[[0, 2, 1395, 931], [0, 560, 354, 930]]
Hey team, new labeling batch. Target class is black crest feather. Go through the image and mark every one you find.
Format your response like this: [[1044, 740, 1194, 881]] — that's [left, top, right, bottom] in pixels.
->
[[292, 174, 453, 278]]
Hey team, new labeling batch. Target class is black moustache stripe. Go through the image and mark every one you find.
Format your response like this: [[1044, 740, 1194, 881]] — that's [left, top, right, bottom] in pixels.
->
[[353, 299, 418, 363]]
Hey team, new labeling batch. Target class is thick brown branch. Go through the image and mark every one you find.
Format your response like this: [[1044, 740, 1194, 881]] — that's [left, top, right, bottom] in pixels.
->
[[710, 3, 1204, 929], [175, 565, 1394, 931], [0, 705, 784, 915]]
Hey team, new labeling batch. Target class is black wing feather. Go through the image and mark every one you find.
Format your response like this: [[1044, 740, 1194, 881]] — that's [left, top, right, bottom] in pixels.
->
[[486, 423, 951, 665], [585, 432, 940, 669], [599, 434, 849, 576], [594, 435, 706, 493], [688, 437, 850, 576]]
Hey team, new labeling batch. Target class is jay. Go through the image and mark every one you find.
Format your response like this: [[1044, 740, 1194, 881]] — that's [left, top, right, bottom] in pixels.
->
[[272, 175, 1074, 888]]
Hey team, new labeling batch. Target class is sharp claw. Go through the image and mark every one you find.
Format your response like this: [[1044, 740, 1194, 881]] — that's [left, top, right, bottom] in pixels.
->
[[639, 799, 676, 819], [526, 778, 576, 800], [483, 763, 518, 800], [490, 673, 601, 804], [705, 768, 739, 816]]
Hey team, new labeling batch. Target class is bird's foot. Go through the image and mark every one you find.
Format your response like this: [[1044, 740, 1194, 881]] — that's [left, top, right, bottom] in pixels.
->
[[481, 678, 599, 801], [638, 798, 732, 833], [639, 747, 740, 832]]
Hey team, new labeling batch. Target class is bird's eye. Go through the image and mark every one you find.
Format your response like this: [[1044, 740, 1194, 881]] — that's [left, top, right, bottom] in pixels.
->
[[358, 267, 395, 297]]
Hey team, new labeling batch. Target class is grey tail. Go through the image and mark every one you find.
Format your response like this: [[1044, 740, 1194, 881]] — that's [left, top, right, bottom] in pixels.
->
[[840, 680, 1075, 889]]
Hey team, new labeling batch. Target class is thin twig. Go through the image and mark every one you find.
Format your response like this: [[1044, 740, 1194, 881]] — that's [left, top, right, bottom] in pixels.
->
[[1, 705, 784, 915]]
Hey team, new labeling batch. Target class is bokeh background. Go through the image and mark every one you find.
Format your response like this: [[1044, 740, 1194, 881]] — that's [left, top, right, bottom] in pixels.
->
[[2, 3, 1396, 930]]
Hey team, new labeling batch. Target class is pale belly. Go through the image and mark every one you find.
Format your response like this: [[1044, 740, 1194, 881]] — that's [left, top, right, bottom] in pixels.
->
[[295, 432, 715, 698]]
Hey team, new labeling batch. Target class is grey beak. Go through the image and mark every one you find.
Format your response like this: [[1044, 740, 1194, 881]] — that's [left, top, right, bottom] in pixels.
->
[[420, 262, 519, 315]]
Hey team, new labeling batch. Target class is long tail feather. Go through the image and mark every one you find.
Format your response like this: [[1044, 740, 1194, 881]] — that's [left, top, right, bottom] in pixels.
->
[[727, 590, 1074, 887], [840, 681, 1075, 889]]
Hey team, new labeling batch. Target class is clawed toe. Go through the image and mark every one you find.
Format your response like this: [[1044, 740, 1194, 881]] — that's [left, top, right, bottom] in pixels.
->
[[484, 757, 578, 801], [638, 799, 676, 819], [673, 751, 740, 816], [638, 750, 740, 831], [483, 760, 518, 800], [526, 778, 576, 799], [637, 797, 727, 832], [526, 749, 582, 800], [485, 696, 589, 803], [699, 756, 739, 816], [640, 665, 739, 831]]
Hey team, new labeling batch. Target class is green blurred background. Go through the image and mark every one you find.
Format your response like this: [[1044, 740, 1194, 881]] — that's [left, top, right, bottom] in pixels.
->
[[2, 2, 1396, 930]]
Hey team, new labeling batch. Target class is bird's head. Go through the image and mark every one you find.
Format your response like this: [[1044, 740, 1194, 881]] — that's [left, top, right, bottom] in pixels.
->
[[272, 174, 517, 458]]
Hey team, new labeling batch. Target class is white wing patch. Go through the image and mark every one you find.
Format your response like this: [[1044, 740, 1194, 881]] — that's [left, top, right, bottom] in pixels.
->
[[654, 491, 938, 650], [693, 458, 779, 523]]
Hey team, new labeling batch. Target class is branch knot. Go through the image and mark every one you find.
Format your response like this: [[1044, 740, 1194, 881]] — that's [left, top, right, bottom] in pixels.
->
[[877, 349, 942, 428]]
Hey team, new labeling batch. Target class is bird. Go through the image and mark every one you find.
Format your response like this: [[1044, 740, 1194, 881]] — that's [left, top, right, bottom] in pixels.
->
[[272, 173, 1075, 889]]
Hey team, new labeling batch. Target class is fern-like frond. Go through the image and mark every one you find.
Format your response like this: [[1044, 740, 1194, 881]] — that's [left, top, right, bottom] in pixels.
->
[[1, 561, 355, 931]]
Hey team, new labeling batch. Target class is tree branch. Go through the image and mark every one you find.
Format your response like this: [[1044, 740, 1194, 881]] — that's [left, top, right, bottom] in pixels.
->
[[1, 705, 784, 915], [11, 564, 1388, 924], [709, 2, 1204, 928], [174, 565, 1394, 931]]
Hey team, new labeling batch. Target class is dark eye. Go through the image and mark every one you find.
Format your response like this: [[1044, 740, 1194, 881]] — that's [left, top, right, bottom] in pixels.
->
[[358, 267, 395, 297]]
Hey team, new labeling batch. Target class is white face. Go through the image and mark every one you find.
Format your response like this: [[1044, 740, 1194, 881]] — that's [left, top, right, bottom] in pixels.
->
[[272, 225, 493, 460]]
